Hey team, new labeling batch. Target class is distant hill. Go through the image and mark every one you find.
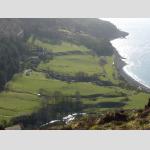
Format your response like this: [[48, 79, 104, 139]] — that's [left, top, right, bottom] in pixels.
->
[[0, 18, 127, 39]]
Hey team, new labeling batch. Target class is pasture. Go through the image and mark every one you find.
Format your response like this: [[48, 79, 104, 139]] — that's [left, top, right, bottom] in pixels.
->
[[33, 39, 90, 53], [7, 71, 129, 96], [38, 54, 102, 76], [0, 36, 149, 123], [0, 91, 40, 121]]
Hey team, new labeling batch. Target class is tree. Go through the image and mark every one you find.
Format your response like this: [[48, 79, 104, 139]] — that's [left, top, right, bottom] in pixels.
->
[[75, 72, 89, 81], [75, 91, 81, 101], [99, 57, 107, 66]]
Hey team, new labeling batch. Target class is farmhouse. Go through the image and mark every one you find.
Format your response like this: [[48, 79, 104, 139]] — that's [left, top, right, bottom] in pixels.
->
[[24, 69, 32, 76]]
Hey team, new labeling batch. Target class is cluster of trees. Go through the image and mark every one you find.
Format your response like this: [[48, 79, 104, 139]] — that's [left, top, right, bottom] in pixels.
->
[[67, 33, 114, 56], [0, 38, 28, 90], [75, 72, 99, 81], [54, 18, 128, 40], [22, 47, 53, 70], [46, 69, 113, 86], [11, 91, 83, 129]]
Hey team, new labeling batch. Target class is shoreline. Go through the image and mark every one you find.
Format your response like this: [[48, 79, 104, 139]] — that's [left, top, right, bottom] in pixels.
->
[[113, 46, 150, 93]]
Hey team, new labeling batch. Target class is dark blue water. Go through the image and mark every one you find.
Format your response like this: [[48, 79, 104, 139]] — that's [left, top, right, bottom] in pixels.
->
[[102, 18, 150, 88]]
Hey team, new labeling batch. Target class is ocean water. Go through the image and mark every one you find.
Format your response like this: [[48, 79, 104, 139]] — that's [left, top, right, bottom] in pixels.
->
[[102, 18, 150, 88]]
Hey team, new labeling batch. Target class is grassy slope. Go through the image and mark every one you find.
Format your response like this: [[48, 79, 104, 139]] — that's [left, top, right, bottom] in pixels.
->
[[33, 39, 90, 53], [0, 38, 150, 122], [103, 56, 120, 84], [38, 54, 102, 76], [36, 40, 120, 84], [0, 92, 40, 121], [7, 72, 128, 96]]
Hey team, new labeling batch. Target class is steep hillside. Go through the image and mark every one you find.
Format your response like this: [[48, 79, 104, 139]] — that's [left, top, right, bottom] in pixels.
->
[[1, 19, 148, 130], [0, 18, 127, 39]]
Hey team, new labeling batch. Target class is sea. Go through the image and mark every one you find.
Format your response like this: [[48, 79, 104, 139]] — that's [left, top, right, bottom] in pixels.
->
[[102, 18, 150, 88]]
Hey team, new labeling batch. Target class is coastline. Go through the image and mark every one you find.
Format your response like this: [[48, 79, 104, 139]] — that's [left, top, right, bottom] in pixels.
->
[[113, 46, 150, 93]]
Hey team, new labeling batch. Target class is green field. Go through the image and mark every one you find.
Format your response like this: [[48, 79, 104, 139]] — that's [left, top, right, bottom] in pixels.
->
[[38, 53, 120, 84], [38, 54, 102, 75], [6, 71, 149, 111], [82, 97, 126, 113], [82, 92, 149, 112], [0, 37, 150, 123], [0, 69, 149, 121], [7, 71, 128, 96], [0, 91, 40, 121], [32, 39, 90, 53], [102, 56, 120, 84], [126, 92, 150, 109]]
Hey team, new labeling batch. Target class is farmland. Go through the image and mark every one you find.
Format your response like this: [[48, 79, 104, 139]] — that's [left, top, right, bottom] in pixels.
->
[[38, 54, 102, 76], [30, 38, 90, 53], [0, 91, 40, 121], [0, 36, 149, 124], [0, 26, 149, 128], [6, 71, 128, 96]]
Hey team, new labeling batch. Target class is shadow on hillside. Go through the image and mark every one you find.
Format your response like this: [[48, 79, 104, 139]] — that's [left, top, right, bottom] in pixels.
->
[[84, 101, 126, 109]]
